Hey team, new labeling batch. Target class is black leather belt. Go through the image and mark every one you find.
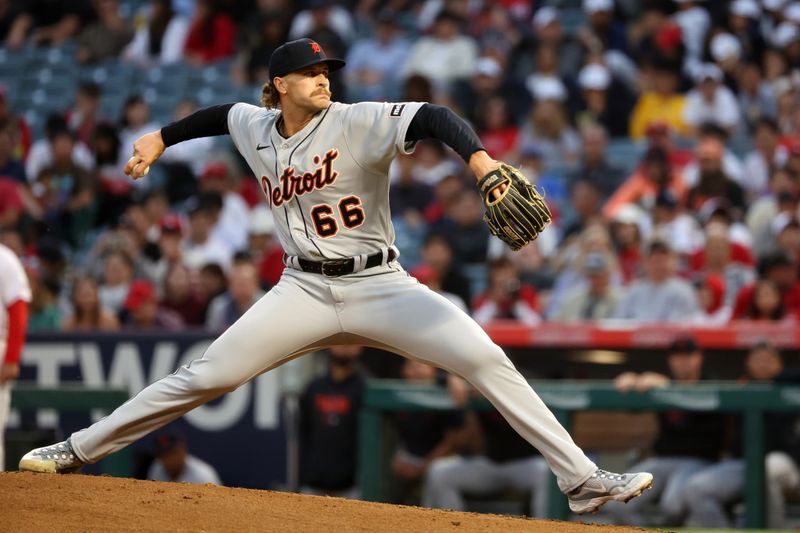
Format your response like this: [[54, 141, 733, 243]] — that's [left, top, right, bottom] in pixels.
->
[[295, 249, 397, 277]]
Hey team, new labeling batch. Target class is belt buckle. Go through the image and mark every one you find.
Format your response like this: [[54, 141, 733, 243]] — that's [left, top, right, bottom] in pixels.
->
[[321, 259, 350, 277]]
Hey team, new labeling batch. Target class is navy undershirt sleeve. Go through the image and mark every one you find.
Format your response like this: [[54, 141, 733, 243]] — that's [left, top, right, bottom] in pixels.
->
[[404, 103, 485, 163], [160, 103, 235, 147]]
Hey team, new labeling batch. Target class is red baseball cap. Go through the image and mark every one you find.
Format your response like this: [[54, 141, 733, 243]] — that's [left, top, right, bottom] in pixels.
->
[[201, 162, 228, 181], [124, 279, 156, 310], [160, 213, 183, 233]]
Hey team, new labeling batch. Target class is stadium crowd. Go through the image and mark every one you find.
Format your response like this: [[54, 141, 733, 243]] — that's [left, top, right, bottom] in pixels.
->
[[0, 0, 799, 331]]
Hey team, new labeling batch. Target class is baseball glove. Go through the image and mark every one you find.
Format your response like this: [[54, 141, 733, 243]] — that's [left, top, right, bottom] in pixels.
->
[[477, 163, 552, 251]]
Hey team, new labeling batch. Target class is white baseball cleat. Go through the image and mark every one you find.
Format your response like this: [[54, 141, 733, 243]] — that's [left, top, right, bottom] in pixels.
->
[[567, 469, 654, 514], [19, 438, 84, 473]]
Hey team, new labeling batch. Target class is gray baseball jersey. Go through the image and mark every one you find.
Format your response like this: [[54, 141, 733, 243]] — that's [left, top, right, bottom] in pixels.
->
[[228, 101, 423, 260], [67, 101, 598, 495]]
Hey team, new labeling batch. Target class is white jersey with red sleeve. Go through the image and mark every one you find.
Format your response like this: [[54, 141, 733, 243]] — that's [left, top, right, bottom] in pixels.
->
[[0, 243, 31, 358]]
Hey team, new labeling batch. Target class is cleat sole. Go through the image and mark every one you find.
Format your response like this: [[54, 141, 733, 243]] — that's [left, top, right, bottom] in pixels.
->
[[19, 459, 57, 473]]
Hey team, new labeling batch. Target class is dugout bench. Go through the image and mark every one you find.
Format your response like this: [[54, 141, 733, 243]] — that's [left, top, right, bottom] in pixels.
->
[[359, 381, 800, 529], [10, 385, 132, 476]]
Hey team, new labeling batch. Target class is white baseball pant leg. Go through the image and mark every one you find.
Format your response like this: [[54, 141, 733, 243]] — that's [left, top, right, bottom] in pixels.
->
[[70, 269, 342, 463], [338, 270, 597, 492]]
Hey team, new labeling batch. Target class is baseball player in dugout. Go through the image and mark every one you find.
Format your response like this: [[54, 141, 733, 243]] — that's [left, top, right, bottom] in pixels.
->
[[19, 38, 653, 514]]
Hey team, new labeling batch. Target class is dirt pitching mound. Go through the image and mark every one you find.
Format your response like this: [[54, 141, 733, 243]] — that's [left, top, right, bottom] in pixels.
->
[[0, 472, 646, 532]]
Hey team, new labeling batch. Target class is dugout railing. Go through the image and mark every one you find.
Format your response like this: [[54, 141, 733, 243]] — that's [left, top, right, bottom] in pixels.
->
[[10, 385, 132, 476], [359, 380, 800, 529]]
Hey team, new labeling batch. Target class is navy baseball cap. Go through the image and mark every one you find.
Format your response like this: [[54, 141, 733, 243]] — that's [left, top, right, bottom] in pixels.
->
[[268, 38, 345, 79]]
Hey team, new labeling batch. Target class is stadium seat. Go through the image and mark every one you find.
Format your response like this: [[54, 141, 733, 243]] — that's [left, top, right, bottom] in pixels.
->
[[606, 138, 645, 174]]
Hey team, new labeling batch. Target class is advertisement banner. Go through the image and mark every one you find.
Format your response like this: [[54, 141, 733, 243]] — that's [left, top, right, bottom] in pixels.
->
[[11, 332, 288, 489]]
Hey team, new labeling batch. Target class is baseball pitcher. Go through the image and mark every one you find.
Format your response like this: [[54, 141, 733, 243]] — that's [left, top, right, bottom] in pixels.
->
[[20, 39, 652, 514]]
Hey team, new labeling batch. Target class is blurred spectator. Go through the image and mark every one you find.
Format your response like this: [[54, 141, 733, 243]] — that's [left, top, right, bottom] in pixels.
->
[[732, 252, 800, 319], [288, 0, 353, 47], [389, 153, 434, 219], [27, 115, 94, 187], [247, 208, 283, 289], [123, 0, 190, 66], [419, 233, 471, 308], [205, 259, 264, 331], [725, 2, 764, 63], [578, 0, 629, 54], [66, 83, 103, 148], [26, 270, 60, 331], [122, 278, 183, 330], [183, 0, 236, 66], [62, 276, 120, 331], [651, 190, 703, 257], [734, 278, 792, 321], [736, 62, 777, 137], [689, 221, 755, 310], [614, 240, 700, 322], [683, 341, 798, 528], [118, 96, 159, 177], [410, 264, 467, 312], [629, 59, 688, 140], [604, 147, 686, 219], [390, 359, 465, 504], [6, 0, 95, 49], [236, 10, 289, 84], [561, 179, 603, 243], [569, 125, 624, 201], [509, 7, 582, 81], [181, 198, 232, 272], [300, 345, 364, 499], [423, 407, 550, 518], [520, 93, 580, 170], [456, 56, 529, 128], [643, 122, 694, 172], [0, 1, 20, 44], [147, 431, 221, 484], [93, 123, 130, 227], [687, 139, 746, 213], [610, 204, 647, 284], [573, 63, 634, 138], [742, 118, 784, 201], [143, 212, 184, 290], [344, 9, 410, 102], [773, 212, 800, 263], [198, 162, 248, 254], [76, 0, 133, 65], [682, 64, 741, 138], [672, 0, 710, 72], [687, 125, 746, 187], [476, 94, 519, 161], [402, 10, 478, 89], [552, 252, 620, 321], [198, 262, 226, 306], [158, 100, 215, 179], [0, 177, 22, 230], [33, 129, 96, 250], [473, 257, 540, 326], [610, 335, 725, 527], [405, 141, 460, 188], [160, 263, 206, 327], [434, 189, 490, 267], [0, 88, 31, 162], [549, 223, 621, 317], [98, 249, 134, 314]]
